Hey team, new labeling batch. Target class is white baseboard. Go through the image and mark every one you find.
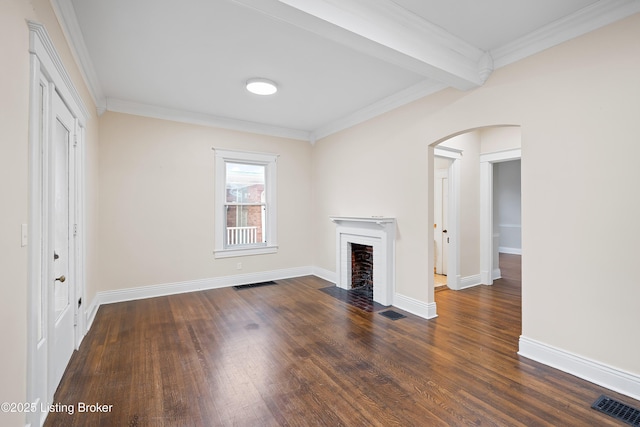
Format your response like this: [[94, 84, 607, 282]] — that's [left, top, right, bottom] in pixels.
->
[[492, 268, 502, 280], [312, 266, 336, 284], [84, 266, 440, 336], [519, 336, 640, 401], [460, 274, 482, 290], [85, 266, 312, 326], [393, 293, 438, 319], [85, 298, 100, 333], [499, 247, 522, 255]]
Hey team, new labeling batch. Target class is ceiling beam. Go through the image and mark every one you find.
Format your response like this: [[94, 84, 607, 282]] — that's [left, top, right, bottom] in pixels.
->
[[231, 0, 492, 91]]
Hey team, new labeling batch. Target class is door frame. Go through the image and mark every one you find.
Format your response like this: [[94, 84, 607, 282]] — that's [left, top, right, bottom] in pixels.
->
[[433, 169, 448, 275], [27, 21, 87, 426], [434, 147, 461, 290], [479, 148, 521, 285]]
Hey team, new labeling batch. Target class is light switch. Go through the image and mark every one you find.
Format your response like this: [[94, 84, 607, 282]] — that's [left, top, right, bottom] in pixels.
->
[[21, 224, 28, 247]]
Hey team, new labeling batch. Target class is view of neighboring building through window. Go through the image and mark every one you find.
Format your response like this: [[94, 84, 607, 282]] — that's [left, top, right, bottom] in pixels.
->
[[214, 149, 278, 258], [225, 162, 266, 246]]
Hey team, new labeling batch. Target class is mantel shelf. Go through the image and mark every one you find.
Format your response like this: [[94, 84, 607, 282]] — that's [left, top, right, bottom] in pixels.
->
[[329, 216, 396, 226]]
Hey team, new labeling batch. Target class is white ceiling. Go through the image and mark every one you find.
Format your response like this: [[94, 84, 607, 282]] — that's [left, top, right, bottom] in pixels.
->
[[54, 0, 640, 142]]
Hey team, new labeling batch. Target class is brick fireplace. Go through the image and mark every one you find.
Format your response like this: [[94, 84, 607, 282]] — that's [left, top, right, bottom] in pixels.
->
[[351, 243, 373, 289], [330, 217, 396, 306]]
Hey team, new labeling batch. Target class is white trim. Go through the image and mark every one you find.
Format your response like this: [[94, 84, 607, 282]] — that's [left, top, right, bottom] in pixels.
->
[[519, 336, 640, 402], [499, 247, 522, 255], [492, 0, 640, 69], [479, 160, 493, 285], [393, 293, 438, 319], [84, 267, 442, 333], [27, 22, 89, 125], [107, 98, 311, 142], [329, 216, 395, 226], [480, 148, 522, 286], [459, 274, 482, 290], [214, 246, 278, 258], [492, 268, 502, 280], [27, 54, 49, 427], [429, 146, 461, 292], [480, 148, 522, 164], [85, 298, 100, 333], [214, 149, 278, 258], [330, 217, 396, 306], [50, 0, 640, 144], [50, 0, 105, 112], [233, 0, 486, 90], [434, 146, 463, 160], [446, 157, 460, 290], [311, 266, 336, 284], [312, 80, 447, 142], [89, 267, 313, 310], [27, 21, 88, 427]]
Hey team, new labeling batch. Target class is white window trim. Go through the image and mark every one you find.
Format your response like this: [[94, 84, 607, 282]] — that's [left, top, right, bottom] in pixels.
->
[[214, 149, 278, 258]]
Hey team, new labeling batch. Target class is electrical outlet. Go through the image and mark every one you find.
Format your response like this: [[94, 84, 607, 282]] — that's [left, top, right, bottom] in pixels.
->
[[236, 262, 242, 270]]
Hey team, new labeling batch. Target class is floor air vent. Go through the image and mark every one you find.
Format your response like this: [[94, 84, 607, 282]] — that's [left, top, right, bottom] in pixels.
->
[[592, 395, 640, 426], [233, 281, 277, 290], [379, 310, 406, 320]]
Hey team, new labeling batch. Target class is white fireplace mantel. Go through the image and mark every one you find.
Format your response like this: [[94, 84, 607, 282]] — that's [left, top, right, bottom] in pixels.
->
[[330, 216, 396, 306], [330, 216, 395, 226]]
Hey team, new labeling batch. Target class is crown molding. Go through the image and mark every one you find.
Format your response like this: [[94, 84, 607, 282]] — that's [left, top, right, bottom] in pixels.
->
[[491, 0, 640, 69], [51, 0, 640, 144], [51, 0, 106, 114], [106, 98, 312, 141], [312, 79, 447, 143]]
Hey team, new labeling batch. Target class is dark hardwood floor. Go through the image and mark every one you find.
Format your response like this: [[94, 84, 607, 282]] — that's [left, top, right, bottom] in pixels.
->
[[46, 255, 638, 426]]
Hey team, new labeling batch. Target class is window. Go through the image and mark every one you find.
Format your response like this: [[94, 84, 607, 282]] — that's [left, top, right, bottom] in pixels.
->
[[214, 149, 278, 258]]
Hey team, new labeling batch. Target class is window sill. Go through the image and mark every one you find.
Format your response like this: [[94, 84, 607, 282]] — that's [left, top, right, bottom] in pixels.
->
[[214, 245, 278, 259]]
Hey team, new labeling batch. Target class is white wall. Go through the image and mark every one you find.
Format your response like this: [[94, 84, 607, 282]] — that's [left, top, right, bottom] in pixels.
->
[[0, 4, 32, 425], [97, 112, 313, 292], [480, 126, 522, 154], [313, 13, 640, 379]]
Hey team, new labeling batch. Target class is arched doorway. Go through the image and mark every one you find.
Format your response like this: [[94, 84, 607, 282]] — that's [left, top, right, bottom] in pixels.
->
[[429, 126, 521, 293]]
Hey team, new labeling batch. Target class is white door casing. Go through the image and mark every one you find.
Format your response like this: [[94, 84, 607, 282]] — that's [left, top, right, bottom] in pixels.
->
[[433, 147, 461, 290], [28, 21, 87, 427], [479, 148, 522, 285], [434, 170, 449, 275]]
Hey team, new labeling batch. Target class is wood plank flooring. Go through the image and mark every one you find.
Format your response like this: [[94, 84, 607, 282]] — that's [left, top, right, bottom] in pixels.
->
[[45, 255, 639, 426]]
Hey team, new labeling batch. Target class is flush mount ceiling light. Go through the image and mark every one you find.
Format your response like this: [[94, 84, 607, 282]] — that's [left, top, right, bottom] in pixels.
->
[[246, 78, 278, 95]]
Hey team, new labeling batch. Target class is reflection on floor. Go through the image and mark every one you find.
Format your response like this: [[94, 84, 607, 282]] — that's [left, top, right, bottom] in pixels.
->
[[319, 285, 386, 312]]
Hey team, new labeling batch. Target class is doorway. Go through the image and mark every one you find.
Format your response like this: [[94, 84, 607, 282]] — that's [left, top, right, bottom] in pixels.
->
[[434, 158, 451, 288], [432, 146, 461, 290], [480, 149, 521, 284], [430, 126, 521, 295]]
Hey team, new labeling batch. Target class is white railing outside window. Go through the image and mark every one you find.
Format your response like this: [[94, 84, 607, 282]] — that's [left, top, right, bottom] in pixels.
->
[[227, 226, 258, 245]]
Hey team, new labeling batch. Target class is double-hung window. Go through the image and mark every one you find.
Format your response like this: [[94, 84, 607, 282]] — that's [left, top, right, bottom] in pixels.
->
[[214, 149, 278, 258]]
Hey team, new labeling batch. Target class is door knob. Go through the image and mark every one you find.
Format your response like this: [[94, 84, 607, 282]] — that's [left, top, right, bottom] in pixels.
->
[[54, 252, 59, 260], [442, 229, 448, 233], [55, 275, 66, 283]]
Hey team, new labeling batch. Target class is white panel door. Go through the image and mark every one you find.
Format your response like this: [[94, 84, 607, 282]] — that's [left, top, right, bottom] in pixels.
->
[[441, 176, 449, 275], [434, 170, 449, 275], [50, 91, 76, 393]]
